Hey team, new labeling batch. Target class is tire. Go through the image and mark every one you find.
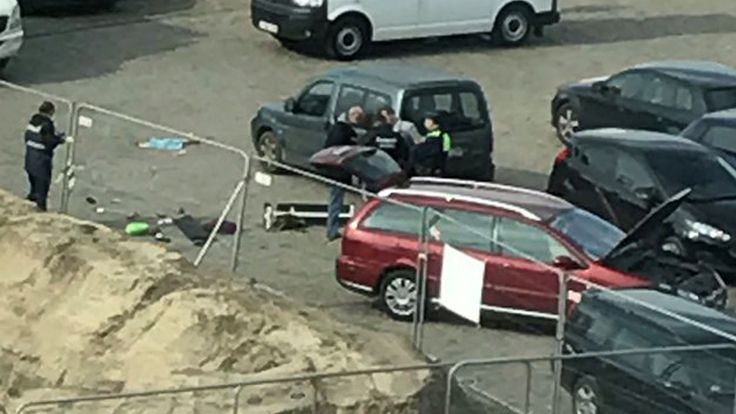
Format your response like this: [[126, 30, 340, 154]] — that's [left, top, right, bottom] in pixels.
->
[[492, 5, 532, 46], [380, 270, 419, 321], [573, 376, 605, 414], [257, 131, 284, 174], [554, 102, 581, 144], [325, 16, 369, 61]]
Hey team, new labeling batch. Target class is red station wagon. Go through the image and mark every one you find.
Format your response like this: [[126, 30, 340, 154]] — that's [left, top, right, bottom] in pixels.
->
[[335, 177, 726, 320]]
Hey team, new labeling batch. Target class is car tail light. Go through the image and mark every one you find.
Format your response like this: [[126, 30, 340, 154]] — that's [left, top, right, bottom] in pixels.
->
[[554, 147, 570, 164]]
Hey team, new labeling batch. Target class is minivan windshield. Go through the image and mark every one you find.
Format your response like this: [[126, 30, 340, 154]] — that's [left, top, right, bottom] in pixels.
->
[[549, 208, 626, 260], [706, 88, 736, 112], [644, 150, 736, 199], [401, 87, 488, 133]]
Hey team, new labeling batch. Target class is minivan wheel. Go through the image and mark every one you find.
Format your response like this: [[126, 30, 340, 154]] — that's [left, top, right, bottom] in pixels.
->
[[555, 103, 581, 143], [573, 376, 603, 414], [257, 131, 284, 173], [493, 5, 531, 46], [380, 270, 418, 321], [325, 16, 369, 60]]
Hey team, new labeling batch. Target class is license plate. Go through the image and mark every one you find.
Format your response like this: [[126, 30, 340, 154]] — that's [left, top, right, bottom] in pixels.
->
[[258, 20, 279, 34]]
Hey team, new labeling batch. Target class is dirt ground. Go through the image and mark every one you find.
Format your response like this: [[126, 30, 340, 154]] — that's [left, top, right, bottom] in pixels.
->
[[1, 0, 736, 411]]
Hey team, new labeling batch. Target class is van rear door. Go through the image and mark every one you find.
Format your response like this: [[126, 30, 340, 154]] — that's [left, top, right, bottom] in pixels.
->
[[401, 84, 494, 180]]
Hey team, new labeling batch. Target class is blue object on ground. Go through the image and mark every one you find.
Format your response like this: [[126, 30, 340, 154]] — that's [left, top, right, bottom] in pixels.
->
[[139, 137, 187, 151]]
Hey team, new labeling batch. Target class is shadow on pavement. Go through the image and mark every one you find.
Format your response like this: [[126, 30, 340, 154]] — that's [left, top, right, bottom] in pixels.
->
[[367, 13, 736, 58], [494, 166, 549, 191]]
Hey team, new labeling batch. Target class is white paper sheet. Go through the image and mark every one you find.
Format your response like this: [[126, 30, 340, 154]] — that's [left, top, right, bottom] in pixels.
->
[[439, 244, 484, 324]]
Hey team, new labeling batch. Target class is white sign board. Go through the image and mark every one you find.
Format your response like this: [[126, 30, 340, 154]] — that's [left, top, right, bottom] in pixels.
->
[[439, 244, 484, 324]]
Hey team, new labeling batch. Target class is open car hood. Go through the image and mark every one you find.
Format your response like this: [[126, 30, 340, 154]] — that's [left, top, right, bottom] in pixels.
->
[[310, 145, 406, 192], [601, 188, 692, 265]]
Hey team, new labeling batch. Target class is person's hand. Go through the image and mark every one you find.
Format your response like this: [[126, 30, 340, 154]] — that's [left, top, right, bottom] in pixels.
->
[[64, 136, 74, 144]]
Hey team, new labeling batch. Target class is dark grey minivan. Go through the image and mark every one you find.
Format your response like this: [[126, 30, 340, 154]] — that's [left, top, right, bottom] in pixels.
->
[[250, 64, 495, 181]]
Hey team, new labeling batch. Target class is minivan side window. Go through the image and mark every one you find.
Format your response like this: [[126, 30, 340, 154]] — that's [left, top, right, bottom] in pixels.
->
[[296, 81, 334, 117], [401, 87, 487, 133], [334, 85, 392, 121]]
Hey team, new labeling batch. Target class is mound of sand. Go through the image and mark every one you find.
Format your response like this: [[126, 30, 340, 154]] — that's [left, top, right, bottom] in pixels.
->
[[0, 190, 431, 413]]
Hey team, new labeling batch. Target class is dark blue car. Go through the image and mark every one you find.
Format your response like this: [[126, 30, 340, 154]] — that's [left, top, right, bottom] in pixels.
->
[[682, 109, 736, 168]]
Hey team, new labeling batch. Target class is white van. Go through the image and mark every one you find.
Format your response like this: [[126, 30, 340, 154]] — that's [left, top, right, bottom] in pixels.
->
[[0, 0, 23, 73], [251, 0, 559, 60]]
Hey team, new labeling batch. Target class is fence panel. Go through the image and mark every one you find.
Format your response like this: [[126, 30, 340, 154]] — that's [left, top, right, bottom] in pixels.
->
[[66, 103, 249, 268], [0, 81, 73, 211]]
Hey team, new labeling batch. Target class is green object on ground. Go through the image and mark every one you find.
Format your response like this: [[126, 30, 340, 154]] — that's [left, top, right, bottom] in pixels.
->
[[125, 222, 150, 236]]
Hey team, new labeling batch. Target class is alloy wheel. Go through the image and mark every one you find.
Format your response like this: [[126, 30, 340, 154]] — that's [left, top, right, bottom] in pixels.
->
[[557, 107, 580, 140], [574, 384, 598, 414], [384, 277, 417, 317]]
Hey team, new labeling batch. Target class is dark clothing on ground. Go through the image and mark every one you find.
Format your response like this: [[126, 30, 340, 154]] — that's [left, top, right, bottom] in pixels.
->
[[361, 123, 411, 167], [324, 121, 357, 184], [24, 113, 65, 211]]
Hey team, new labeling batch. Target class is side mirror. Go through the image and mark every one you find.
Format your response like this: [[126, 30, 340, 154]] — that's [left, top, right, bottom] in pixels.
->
[[592, 81, 607, 93], [553, 255, 584, 271], [284, 98, 296, 113]]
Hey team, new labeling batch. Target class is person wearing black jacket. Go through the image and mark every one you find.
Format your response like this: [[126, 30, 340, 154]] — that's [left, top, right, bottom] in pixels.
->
[[360, 107, 411, 168], [324, 105, 363, 242], [24, 101, 69, 211]]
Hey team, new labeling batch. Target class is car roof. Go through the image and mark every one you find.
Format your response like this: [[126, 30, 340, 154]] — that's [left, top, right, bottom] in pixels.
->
[[586, 288, 736, 342], [378, 177, 574, 221], [702, 108, 736, 123], [572, 128, 711, 153], [632, 60, 736, 88], [322, 64, 476, 90]]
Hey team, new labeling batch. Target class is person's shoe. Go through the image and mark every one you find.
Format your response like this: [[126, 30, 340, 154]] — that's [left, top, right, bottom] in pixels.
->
[[326, 234, 342, 244]]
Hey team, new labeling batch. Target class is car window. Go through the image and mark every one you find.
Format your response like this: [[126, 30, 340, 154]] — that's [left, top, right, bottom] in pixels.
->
[[610, 327, 652, 369], [584, 306, 621, 346], [361, 202, 421, 235], [640, 75, 678, 108], [496, 218, 571, 263], [701, 125, 736, 154], [607, 72, 647, 100], [428, 209, 494, 252], [401, 87, 487, 132], [335, 85, 366, 119], [613, 151, 656, 191], [364, 91, 392, 119], [295, 81, 334, 117], [706, 88, 736, 112]]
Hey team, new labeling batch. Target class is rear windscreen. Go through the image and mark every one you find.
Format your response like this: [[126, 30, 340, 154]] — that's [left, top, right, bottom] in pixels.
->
[[401, 87, 488, 133], [706, 88, 736, 112]]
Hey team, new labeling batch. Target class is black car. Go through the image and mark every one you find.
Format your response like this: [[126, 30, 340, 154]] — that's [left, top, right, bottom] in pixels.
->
[[548, 129, 736, 283], [551, 60, 736, 142], [682, 109, 736, 168], [562, 288, 736, 414], [19, 0, 116, 13], [251, 64, 496, 181]]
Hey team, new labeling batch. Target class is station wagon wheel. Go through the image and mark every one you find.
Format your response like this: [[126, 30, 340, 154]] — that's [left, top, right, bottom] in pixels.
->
[[257, 131, 283, 173], [380, 270, 418, 321], [573, 376, 603, 414], [493, 5, 532, 46], [555, 103, 581, 143], [325, 16, 369, 61]]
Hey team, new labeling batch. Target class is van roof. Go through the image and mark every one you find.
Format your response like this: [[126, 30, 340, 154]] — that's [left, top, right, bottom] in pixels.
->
[[378, 177, 573, 221], [586, 288, 736, 343], [323, 64, 477, 90]]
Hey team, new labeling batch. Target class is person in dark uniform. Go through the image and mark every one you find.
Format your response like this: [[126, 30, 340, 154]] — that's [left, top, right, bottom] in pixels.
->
[[24, 101, 69, 211], [324, 105, 363, 242], [361, 106, 411, 168], [409, 113, 452, 177]]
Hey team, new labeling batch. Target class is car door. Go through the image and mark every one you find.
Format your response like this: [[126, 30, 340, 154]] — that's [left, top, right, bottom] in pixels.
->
[[577, 70, 649, 130], [487, 216, 578, 316], [637, 74, 705, 134], [360, 0, 421, 40], [282, 80, 337, 167], [599, 148, 661, 230], [334, 84, 392, 126], [417, 0, 490, 37]]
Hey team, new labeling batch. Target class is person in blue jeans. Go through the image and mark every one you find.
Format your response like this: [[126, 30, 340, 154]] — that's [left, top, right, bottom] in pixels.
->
[[324, 106, 363, 242]]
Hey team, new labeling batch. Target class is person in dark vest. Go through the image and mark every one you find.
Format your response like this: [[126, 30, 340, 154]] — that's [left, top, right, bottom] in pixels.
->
[[361, 106, 411, 168], [24, 101, 70, 211], [409, 113, 452, 177]]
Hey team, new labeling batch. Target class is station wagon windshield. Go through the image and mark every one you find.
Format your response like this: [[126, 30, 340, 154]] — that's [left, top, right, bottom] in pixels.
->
[[644, 150, 736, 199], [549, 208, 626, 260], [401, 87, 487, 132]]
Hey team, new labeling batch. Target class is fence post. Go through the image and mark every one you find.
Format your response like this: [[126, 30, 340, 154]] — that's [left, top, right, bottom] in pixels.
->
[[60, 101, 79, 213], [523, 361, 532, 414], [551, 272, 568, 414], [412, 206, 430, 351], [230, 157, 252, 273]]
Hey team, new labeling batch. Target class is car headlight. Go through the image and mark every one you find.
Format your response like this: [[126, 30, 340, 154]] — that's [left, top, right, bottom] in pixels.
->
[[292, 0, 323, 7], [684, 220, 731, 243], [8, 4, 21, 31]]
